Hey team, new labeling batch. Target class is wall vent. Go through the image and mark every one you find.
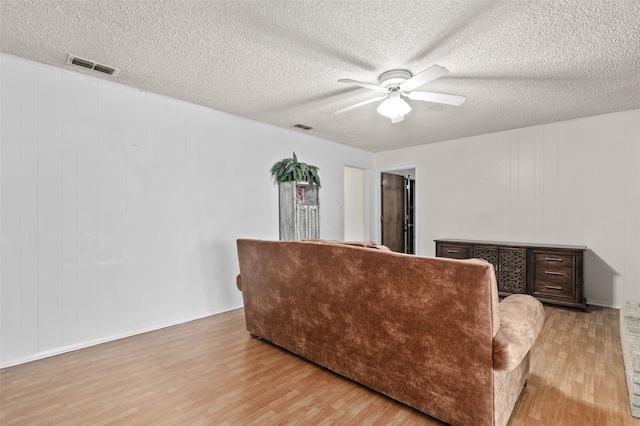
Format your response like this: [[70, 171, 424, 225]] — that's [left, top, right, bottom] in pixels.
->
[[293, 123, 313, 131], [66, 54, 120, 76]]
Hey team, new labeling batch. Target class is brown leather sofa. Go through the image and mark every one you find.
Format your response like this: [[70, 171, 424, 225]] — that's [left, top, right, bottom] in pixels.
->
[[236, 239, 545, 426]]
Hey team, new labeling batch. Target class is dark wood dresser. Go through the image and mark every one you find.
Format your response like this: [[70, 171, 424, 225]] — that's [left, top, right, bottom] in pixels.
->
[[435, 239, 586, 311]]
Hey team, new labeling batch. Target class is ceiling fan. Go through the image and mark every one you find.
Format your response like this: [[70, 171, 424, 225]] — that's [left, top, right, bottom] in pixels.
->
[[335, 65, 465, 123]]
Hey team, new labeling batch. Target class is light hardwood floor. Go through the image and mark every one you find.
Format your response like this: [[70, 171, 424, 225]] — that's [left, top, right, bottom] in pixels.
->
[[1, 305, 638, 425]]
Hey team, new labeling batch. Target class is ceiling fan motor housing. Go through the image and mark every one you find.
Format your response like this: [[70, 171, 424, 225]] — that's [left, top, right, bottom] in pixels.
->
[[378, 69, 412, 88]]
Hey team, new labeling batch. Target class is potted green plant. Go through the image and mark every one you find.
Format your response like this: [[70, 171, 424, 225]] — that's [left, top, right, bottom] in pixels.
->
[[269, 152, 321, 187]]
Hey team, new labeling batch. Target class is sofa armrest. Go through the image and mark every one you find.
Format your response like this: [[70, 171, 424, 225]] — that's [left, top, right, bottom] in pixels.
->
[[493, 294, 545, 371]]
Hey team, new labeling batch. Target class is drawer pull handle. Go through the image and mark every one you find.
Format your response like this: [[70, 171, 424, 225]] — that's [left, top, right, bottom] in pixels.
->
[[544, 271, 563, 276], [545, 285, 563, 290], [447, 250, 459, 253], [545, 257, 563, 262]]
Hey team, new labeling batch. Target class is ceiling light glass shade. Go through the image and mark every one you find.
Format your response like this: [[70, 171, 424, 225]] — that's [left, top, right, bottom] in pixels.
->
[[377, 92, 411, 121]]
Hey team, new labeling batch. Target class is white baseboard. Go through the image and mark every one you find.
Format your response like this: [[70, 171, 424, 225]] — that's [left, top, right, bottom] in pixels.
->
[[0, 304, 244, 369], [586, 299, 620, 309]]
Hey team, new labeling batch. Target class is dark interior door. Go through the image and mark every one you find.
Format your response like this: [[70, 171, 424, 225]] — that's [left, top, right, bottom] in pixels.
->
[[381, 173, 405, 253]]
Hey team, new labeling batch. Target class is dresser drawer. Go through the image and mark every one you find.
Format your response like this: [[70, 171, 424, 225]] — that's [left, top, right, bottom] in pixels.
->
[[534, 264, 574, 284], [534, 279, 575, 298], [437, 243, 470, 259], [535, 253, 575, 268]]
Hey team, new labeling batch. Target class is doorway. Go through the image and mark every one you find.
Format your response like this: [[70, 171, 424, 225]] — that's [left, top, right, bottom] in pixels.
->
[[344, 166, 366, 241], [381, 171, 415, 254]]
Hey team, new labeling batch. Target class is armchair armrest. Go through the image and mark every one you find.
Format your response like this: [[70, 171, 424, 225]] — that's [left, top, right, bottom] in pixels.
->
[[236, 274, 242, 291], [493, 294, 545, 371]]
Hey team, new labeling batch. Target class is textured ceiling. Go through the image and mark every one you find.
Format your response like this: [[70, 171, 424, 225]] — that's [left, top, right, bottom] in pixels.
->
[[1, 0, 639, 152]]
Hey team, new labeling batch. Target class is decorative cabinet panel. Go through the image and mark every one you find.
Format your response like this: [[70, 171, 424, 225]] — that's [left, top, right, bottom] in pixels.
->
[[473, 246, 498, 269], [435, 239, 586, 311], [496, 247, 527, 294], [279, 182, 319, 241]]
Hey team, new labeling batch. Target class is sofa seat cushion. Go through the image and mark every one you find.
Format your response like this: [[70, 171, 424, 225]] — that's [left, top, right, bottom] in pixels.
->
[[493, 295, 545, 371]]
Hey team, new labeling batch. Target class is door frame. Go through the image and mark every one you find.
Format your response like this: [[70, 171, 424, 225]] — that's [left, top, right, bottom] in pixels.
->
[[374, 165, 419, 254]]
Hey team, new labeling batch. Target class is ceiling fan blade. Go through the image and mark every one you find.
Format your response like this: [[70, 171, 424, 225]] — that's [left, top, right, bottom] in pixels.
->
[[407, 91, 466, 106], [338, 79, 388, 93], [400, 65, 449, 91], [334, 95, 387, 114]]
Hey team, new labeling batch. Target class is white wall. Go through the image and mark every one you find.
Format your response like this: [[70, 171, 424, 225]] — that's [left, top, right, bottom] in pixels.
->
[[0, 53, 374, 367], [376, 109, 640, 308]]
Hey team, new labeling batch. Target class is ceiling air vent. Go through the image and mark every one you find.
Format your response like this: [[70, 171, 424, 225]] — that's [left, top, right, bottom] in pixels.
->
[[293, 123, 313, 131], [66, 54, 120, 76]]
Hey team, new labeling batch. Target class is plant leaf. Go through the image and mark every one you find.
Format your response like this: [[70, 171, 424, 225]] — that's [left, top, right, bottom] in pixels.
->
[[269, 153, 320, 186]]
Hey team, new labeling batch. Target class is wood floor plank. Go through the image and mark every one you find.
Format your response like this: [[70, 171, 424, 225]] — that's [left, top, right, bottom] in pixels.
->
[[1, 306, 639, 425]]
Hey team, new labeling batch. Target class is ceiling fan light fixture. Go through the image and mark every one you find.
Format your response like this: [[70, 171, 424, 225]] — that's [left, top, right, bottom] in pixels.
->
[[377, 91, 411, 122]]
